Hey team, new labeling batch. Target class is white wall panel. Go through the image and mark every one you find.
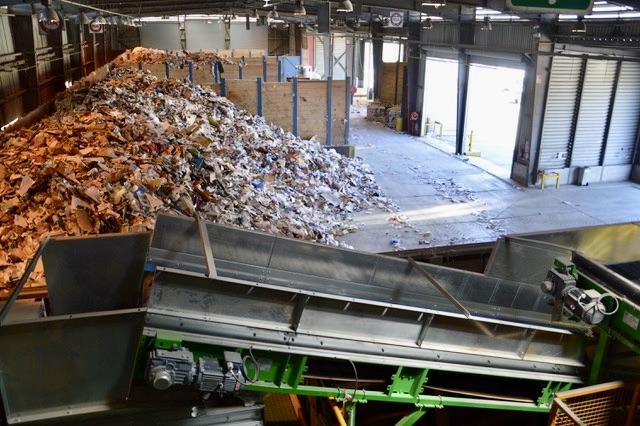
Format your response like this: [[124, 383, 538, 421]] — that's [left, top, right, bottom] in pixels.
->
[[139, 21, 267, 51], [185, 21, 225, 50], [140, 22, 181, 50], [229, 22, 268, 50]]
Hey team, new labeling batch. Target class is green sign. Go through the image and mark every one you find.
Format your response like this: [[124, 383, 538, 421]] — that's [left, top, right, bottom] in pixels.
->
[[507, 0, 593, 14]]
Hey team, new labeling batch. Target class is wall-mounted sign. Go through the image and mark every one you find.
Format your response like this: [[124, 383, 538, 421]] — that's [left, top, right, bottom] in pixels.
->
[[507, 0, 593, 14], [388, 11, 404, 28], [88, 19, 104, 33], [38, 18, 63, 35]]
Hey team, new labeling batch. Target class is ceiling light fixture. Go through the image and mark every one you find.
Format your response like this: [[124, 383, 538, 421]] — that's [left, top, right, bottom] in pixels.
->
[[422, 17, 433, 29], [572, 16, 587, 33], [294, 0, 306, 16], [79, 11, 89, 24], [38, 0, 60, 25], [56, 0, 135, 27], [337, 0, 353, 13], [421, 1, 445, 7], [94, 12, 106, 24], [481, 16, 492, 31], [531, 24, 540, 38], [267, 5, 278, 19]]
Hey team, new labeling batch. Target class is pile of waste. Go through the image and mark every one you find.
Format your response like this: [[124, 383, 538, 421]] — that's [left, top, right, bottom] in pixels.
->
[[0, 67, 392, 288], [113, 47, 230, 66]]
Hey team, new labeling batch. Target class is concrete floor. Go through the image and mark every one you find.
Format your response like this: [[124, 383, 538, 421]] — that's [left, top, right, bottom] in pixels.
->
[[338, 109, 640, 253]]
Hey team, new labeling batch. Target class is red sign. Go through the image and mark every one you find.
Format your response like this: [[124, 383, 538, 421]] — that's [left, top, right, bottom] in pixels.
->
[[38, 18, 63, 34], [88, 20, 104, 33]]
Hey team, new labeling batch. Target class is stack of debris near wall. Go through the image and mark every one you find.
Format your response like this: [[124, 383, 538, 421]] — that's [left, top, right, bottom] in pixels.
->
[[0, 67, 393, 288]]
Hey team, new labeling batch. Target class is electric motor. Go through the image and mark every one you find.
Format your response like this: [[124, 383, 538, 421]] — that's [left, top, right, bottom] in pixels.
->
[[563, 287, 606, 325], [147, 348, 196, 390], [146, 347, 245, 394]]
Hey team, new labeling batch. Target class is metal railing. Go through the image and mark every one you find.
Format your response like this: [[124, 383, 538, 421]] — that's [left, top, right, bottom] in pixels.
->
[[549, 381, 640, 426]]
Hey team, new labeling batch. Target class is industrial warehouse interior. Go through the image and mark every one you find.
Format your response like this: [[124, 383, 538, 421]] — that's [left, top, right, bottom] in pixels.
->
[[1, 0, 640, 425]]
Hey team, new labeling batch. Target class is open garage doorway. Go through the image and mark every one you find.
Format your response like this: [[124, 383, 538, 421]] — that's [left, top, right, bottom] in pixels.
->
[[422, 58, 459, 147], [466, 65, 524, 171]]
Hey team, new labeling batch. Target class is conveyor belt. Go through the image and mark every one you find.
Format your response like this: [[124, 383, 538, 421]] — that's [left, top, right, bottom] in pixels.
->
[[145, 213, 586, 383], [11, 215, 638, 424]]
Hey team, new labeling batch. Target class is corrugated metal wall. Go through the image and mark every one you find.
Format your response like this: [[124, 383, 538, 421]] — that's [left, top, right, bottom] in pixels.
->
[[538, 52, 640, 174], [474, 23, 537, 53], [538, 56, 583, 169], [605, 61, 640, 165], [571, 59, 616, 167]]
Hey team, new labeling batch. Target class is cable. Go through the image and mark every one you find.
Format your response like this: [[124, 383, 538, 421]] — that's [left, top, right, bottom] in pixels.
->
[[348, 359, 359, 398], [241, 346, 260, 383], [596, 292, 620, 316], [229, 366, 247, 386]]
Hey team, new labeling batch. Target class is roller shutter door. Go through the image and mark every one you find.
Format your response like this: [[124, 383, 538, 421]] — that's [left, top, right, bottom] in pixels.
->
[[604, 61, 640, 166], [538, 56, 583, 169], [571, 59, 616, 167]]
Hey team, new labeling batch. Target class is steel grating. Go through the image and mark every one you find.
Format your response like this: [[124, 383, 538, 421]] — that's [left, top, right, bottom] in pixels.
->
[[549, 381, 639, 426]]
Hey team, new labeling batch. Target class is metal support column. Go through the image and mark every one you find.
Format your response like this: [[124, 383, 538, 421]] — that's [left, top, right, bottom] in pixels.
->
[[326, 77, 333, 145], [455, 51, 470, 155], [263, 56, 268, 82], [293, 77, 299, 137], [257, 77, 263, 116]]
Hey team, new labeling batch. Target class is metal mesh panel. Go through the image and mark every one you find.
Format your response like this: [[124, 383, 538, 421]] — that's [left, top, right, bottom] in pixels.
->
[[549, 382, 639, 426]]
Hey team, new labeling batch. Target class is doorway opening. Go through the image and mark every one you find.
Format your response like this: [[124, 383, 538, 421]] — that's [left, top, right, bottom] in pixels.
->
[[422, 58, 459, 150], [466, 64, 524, 171]]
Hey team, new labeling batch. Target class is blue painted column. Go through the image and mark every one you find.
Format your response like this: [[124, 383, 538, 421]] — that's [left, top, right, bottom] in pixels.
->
[[262, 56, 268, 82], [221, 78, 227, 97], [257, 78, 263, 116], [165, 62, 170, 79], [188, 61, 193, 83], [277, 57, 282, 82]]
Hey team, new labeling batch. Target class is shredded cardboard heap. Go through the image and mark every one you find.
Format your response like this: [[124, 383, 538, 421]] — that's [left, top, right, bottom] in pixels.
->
[[113, 47, 231, 66], [0, 67, 392, 288]]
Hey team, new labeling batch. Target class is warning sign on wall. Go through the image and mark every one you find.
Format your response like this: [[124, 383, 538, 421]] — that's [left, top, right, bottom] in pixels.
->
[[388, 11, 404, 28], [88, 20, 104, 33]]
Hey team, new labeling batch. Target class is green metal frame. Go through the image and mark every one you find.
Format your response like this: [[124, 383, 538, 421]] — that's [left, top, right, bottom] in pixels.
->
[[553, 258, 640, 385], [140, 335, 559, 426]]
